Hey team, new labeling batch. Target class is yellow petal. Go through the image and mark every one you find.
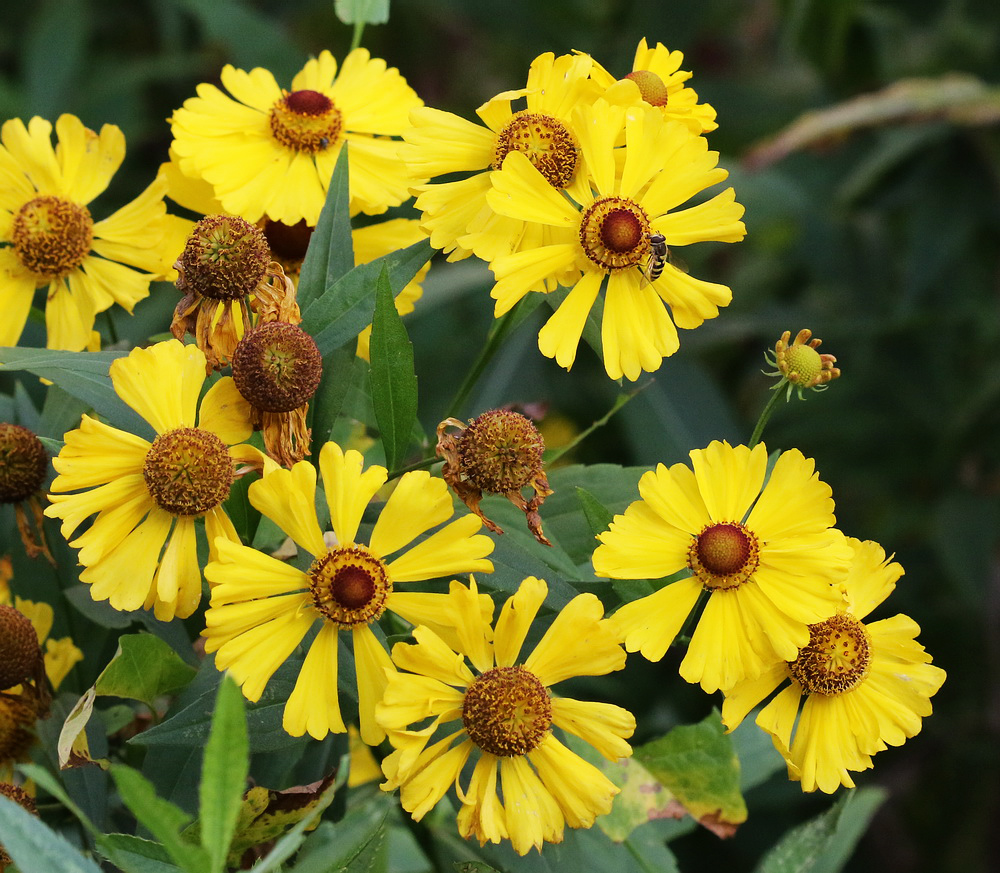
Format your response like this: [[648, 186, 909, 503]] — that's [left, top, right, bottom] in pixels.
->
[[529, 734, 619, 828], [353, 625, 395, 745], [525, 593, 625, 684], [550, 697, 635, 760], [384, 514, 493, 583], [318, 442, 387, 546], [283, 622, 345, 739], [493, 576, 547, 668], [205, 538, 309, 605], [197, 376, 253, 445], [110, 340, 207, 434], [368, 470, 453, 558], [606, 577, 702, 662], [535, 269, 602, 370], [497, 755, 563, 855], [151, 515, 203, 620], [247, 462, 327, 558]]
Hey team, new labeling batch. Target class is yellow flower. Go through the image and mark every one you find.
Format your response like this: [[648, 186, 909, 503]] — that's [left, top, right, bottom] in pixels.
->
[[721, 538, 946, 793], [202, 442, 495, 745], [377, 576, 634, 856], [0, 115, 187, 351], [1, 596, 83, 691], [45, 340, 262, 620], [402, 51, 601, 263], [590, 38, 719, 134], [352, 218, 430, 360], [486, 100, 745, 380], [593, 441, 850, 693], [170, 49, 423, 226]]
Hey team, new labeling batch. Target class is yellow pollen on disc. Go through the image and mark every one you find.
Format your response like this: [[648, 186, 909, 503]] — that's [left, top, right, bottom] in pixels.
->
[[142, 427, 234, 516], [457, 410, 544, 494], [269, 89, 343, 154], [11, 195, 94, 280], [623, 70, 669, 106], [492, 112, 579, 189], [579, 196, 651, 271], [307, 544, 391, 628], [462, 665, 552, 757], [788, 614, 873, 696], [688, 521, 759, 590]]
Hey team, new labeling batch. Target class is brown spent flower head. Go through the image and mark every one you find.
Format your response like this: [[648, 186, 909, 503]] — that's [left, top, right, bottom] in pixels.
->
[[0, 605, 42, 691], [0, 780, 37, 869], [0, 693, 37, 764], [176, 215, 271, 301], [436, 410, 553, 546], [0, 425, 48, 504], [765, 329, 840, 400], [231, 322, 323, 413]]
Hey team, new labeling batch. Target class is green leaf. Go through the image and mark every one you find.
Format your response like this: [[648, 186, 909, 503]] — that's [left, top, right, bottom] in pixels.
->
[[236, 778, 340, 873], [610, 710, 747, 840], [95, 633, 198, 709], [17, 762, 98, 837], [370, 264, 418, 472], [309, 346, 366, 459], [111, 765, 211, 873], [96, 834, 183, 873], [130, 660, 307, 754], [575, 486, 613, 537], [280, 793, 390, 873], [0, 794, 103, 873], [199, 676, 249, 873], [335, 0, 390, 25], [754, 787, 887, 873], [297, 146, 354, 311], [301, 237, 434, 357], [0, 347, 148, 435]]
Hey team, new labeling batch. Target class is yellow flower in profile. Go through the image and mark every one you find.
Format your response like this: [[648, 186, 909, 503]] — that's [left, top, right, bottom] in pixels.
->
[[590, 38, 719, 134], [486, 99, 745, 381], [402, 51, 601, 263], [721, 538, 946, 793], [170, 49, 423, 226], [1, 596, 83, 691], [0, 115, 187, 351], [377, 576, 634, 856], [45, 340, 262, 620], [202, 442, 495, 745], [352, 218, 430, 361], [593, 441, 850, 693]]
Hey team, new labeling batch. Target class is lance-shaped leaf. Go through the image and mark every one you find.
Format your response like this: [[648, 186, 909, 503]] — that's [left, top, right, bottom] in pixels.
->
[[199, 676, 249, 873], [369, 263, 417, 472], [297, 146, 353, 311], [110, 766, 211, 873], [0, 794, 103, 873], [300, 237, 433, 356], [0, 347, 147, 435]]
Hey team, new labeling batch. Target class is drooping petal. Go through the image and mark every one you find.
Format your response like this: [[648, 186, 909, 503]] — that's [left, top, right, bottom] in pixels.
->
[[550, 697, 635, 760], [151, 515, 202, 620], [496, 755, 564, 855], [525, 593, 625, 685], [535, 269, 603, 370], [529, 734, 620, 828], [606, 577, 702, 662], [283, 622, 345, 739], [353, 625, 397, 745]]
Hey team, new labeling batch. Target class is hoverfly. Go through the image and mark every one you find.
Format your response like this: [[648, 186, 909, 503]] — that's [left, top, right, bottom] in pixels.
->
[[641, 232, 686, 286]]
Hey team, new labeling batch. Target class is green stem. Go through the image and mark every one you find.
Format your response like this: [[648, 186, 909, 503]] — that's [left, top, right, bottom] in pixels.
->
[[444, 301, 524, 421], [387, 454, 441, 481], [748, 381, 787, 448], [349, 20, 365, 52]]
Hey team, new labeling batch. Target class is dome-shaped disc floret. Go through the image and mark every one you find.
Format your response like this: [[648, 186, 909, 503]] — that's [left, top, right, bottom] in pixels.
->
[[231, 322, 323, 413], [0, 425, 49, 504]]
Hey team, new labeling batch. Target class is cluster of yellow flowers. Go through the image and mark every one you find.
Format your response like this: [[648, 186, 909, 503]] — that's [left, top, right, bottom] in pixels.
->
[[0, 36, 944, 859]]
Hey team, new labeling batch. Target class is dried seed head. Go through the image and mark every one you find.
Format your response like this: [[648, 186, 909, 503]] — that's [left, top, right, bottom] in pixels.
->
[[176, 215, 271, 301], [458, 410, 545, 494], [231, 322, 323, 413], [0, 425, 48, 504], [0, 605, 39, 691], [0, 780, 37, 867]]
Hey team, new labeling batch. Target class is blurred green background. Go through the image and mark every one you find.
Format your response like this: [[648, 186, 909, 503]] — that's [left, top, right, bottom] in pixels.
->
[[2, 0, 999, 870]]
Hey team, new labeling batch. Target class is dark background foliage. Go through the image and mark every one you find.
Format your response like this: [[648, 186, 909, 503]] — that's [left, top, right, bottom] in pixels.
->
[[2, 1, 999, 870]]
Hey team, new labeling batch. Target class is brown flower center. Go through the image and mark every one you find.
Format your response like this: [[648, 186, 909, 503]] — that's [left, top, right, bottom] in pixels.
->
[[0, 604, 41, 690], [142, 427, 234, 516], [177, 215, 271, 301], [462, 665, 552, 757], [688, 521, 760, 590], [269, 89, 343, 154], [492, 112, 579, 189], [788, 614, 873, 696], [0, 424, 49, 503], [624, 70, 669, 106], [457, 410, 544, 494], [579, 196, 651, 271], [231, 322, 323, 413], [11, 195, 93, 280], [0, 693, 37, 762], [308, 545, 391, 628]]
